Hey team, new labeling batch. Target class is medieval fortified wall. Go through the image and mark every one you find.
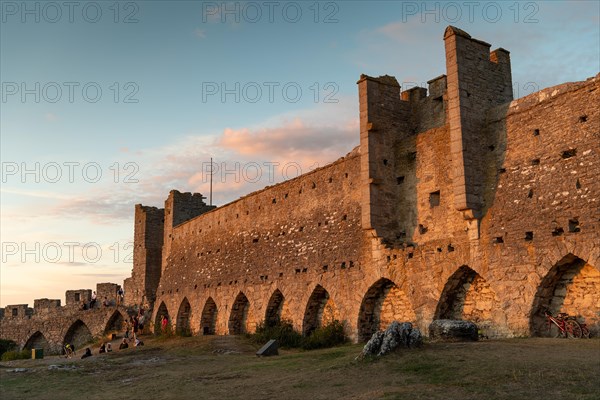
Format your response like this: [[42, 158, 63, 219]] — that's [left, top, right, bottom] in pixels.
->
[[2, 27, 598, 352]]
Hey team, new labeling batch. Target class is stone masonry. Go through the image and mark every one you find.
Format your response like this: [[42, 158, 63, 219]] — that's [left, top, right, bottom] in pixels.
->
[[2, 27, 599, 351], [1, 283, 127, 354]]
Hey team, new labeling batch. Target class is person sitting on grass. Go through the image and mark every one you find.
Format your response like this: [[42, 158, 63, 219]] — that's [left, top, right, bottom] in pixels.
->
[[119, 338, 129, 350], [99, 343, 106, 353], [135, 338, 144, 347], [81, 348, 92, 359], [106, 342, 112, 352]]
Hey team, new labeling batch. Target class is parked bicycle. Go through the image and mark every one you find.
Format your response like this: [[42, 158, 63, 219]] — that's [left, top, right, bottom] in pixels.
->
[[545, 310, 583, 338]]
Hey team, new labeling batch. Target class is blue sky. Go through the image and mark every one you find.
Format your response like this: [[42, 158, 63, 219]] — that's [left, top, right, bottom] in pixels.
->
[[1, 1, 599, 307]]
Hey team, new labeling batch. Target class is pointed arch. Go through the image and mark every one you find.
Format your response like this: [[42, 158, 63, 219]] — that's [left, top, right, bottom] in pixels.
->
[[530, 254, 600, 336], [63, 319, 93, 350], [201, 297, 217, 335], [24, 331, 50, 352], [265, 289, 286, 326], [154, 301, 170, 334], [104, 310, 125, 335], [302, 285, 339, 335], [176, 297, 192, 336], [434, 266, 495, 321], [357, 278, 416, 342], [228, 292, 250, 335]]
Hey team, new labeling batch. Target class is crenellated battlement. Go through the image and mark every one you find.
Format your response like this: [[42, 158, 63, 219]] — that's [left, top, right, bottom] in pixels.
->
[[1, 281, 123, 322]]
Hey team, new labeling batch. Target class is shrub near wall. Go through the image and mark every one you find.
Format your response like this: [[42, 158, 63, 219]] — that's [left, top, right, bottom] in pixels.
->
[[301, 320, 348, 350], [251, 319, 303, 349], [250, 320, 348, 350], [1, 349, 31, 361], [0, 339, 18, 358]]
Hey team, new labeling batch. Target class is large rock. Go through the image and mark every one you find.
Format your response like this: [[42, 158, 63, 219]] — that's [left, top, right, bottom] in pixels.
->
[[429, 319, 478, 341], [361, 321, 422, 357]]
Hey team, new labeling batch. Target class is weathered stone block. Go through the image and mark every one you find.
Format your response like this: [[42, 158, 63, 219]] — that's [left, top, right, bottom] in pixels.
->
[[429, 319, 478, 341]]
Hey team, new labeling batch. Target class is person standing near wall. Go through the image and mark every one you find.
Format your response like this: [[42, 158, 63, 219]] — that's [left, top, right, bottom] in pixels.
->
[[132, 316, 139, 341], [117, 287, 124, 305], [90, 291, 97, 309], [160, 315, 168, 334]]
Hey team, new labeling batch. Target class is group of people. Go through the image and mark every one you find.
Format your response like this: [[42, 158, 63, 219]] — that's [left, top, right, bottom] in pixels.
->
[[80, 336, 144, 359], [78, 288, 125, 311], [124, 307, 146, 342], [77, 305, 146, 360]]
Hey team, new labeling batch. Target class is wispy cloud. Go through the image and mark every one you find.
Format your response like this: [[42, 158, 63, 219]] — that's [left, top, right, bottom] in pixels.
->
[[1, 187, 73, 200], [11, 101, 358, 224], [218, 117, 355, 157], [194, 28, 207, 39], [75, 273, 126, 278], [56, 262, 94, 268], [44, 112, 58, 122]]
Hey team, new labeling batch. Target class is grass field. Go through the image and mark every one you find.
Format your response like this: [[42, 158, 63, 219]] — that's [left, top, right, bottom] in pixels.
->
[[1, 335, 599, 400]]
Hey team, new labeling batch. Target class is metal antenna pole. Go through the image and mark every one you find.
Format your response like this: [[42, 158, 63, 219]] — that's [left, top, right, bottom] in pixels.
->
[[210, 157, 213, 206]]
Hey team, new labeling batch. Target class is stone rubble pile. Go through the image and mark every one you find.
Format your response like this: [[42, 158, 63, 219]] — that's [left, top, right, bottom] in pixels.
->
[[361, 321, 422, 357]]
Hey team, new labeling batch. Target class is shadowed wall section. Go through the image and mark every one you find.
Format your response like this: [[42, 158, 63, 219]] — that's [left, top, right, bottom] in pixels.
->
[[201, 297, 218, 335]]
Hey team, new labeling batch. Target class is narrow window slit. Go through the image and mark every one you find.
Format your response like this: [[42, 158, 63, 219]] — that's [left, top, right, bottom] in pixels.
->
[[568, 219, 580, 233], [561, 149, 577, 159]]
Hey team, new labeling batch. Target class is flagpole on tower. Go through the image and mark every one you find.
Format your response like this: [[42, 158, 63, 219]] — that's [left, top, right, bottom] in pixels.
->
[[210, 157, 213, 206]]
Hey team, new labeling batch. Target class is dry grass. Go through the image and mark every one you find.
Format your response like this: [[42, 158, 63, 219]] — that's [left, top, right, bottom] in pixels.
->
[[1, 336, 598, 400]]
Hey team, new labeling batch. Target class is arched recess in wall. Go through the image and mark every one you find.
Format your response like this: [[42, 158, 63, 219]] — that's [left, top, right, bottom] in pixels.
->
[[176, 297, 192, 336], [228, 292, 251, 335], [63, 319, 93, 350], [104, 310, 125, 335], [24, 331, 50, 352], [265, 289, 288, 326], [154, 301, 170, 333], [357, 278, 416, 342], [302, 285, 340, 336], [201, 297, 217, 335], [434, 265, 503, 334], [530, 254, 600, 336]]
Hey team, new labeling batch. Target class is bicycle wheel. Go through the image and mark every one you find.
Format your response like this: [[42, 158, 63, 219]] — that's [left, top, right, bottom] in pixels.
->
[[565, 319, 583, 339], [548, 322, 562, 338], [581, 328, 590, 339]]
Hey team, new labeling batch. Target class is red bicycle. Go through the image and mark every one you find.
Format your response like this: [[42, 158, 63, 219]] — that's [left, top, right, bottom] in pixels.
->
[[577, 318, 591, 339], [545, 311, 583, 338]]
